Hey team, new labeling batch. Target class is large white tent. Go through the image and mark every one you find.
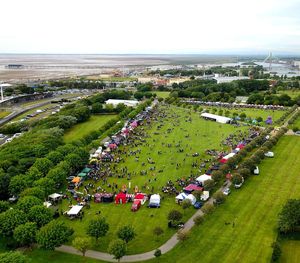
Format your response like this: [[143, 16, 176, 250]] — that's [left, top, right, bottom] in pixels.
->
[[175, 192, 188, 203], [201, 113, 232, 124], [196, 174, 212, 184], [149, 194, 160, 208], [67, 205, 83, 216], [175, 193, 196, 205]]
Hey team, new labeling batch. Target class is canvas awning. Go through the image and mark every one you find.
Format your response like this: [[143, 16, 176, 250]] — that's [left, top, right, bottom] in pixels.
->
[[72, 177, 81, 183], [81, 168, 91, 173], [48, 193, 62, 200], [67, 205, 83, 216]]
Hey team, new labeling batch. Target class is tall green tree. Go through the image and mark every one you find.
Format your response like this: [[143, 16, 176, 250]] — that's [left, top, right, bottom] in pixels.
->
[[0, 209, 27, 237], [0, 251, 28, 263], [28, 205, 53, 228], [117, 225, 136, 244], [36, 221, 73, 250], [13, 222, 37, 247], [86, 217, 109, 241], [108, 239, 127, 262], [72, 237, 92, 257]]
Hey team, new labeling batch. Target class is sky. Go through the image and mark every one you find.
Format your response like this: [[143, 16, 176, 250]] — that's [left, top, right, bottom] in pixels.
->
[[0, 0, 299, 54]]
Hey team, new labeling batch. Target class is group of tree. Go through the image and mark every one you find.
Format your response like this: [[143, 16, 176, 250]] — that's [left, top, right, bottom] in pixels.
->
[[48, 79, 106, 90], [247, 93, 295, 106], [278, 199, 300, 233]]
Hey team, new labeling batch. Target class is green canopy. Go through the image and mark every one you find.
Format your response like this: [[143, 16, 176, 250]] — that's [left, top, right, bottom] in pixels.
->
[[78, 173, 87, 177], [81, 168, 91, 173]]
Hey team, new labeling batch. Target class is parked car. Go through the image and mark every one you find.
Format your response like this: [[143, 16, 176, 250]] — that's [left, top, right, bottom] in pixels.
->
[[253, 166, 259, 175], [264, 151, 274, 158], [234, 177, 244, 189], [168, 221, 184, 229], [222, 188, 231, 195], [131, 200, 141, 212], [194, 201, 203, 209], [295, 131, 300, 136]]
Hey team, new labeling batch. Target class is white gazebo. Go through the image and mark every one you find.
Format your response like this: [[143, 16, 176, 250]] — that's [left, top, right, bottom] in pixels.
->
[[67, 205, 83, 217]]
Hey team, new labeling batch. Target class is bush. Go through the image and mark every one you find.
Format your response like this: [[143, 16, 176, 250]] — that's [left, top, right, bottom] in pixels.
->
[[202, 203, 215, 214], [154, 249, 162, 258], [193, 215, 205, 226], [213, 190, 226, 205], [182, 199, 192, 210], [177, 229, 190, 242], [167, 210, 183, 224], [153, 227, 164, 237], [271, 241, 281, 262]]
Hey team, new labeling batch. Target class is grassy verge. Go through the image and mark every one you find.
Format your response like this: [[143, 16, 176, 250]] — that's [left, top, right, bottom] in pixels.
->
[[280, 240, 300, 263], [143, 136, 300, 263], [0, 111, 11, 119], [58, 105, 247, 254], [63, 115, 117, 143]]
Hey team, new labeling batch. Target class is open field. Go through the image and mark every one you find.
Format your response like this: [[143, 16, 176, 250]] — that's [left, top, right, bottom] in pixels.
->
[[280, 240, 300, 263], [202, 106, 286, 124], [64, 115, 117, 143], [277, 90, 300, 98], [0, 111, 11, 119], [155, 91, 170, 99], [288, 114, 300, 131], [58, 105, 247, 254], [141, 135, 300, 263], [86, 76, 137, 82]]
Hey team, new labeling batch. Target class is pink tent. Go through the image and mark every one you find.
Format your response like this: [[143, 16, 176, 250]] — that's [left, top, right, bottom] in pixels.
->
[[131, 121, 138, 128]]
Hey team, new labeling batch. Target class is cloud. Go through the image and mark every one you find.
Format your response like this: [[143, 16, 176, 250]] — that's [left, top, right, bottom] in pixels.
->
[[0, 0, 299, 54]]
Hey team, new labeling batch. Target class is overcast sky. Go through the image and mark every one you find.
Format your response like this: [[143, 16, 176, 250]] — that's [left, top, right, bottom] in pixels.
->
[[0, 0, 299, 54]]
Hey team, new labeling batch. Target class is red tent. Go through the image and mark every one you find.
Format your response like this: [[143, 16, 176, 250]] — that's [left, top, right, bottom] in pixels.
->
[[226, 173, 232, 179], [184, 184, 203, 193], [109, 143, 117, 149], [115, 192, 126, 204], [236, 143, 245, 149], [220, 158, 228, 164], [134, 193, 145, 200]]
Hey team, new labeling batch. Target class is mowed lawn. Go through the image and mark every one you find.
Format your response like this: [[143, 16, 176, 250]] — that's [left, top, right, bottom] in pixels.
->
[[203, 106, 286, 124], [155, 91, 170, 98], [0, 111, 11, 119], [142, 136, 300, 263], [57, 106, 247, 254], [280, 240, 300, 263], [277, 90, 300, 99], [64, 114, 116, 143]]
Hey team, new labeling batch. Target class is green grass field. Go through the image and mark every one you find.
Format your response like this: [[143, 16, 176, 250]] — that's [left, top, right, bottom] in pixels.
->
[[142, 135, 300, 263], [10, 113, 299, 263], [86, 76, 137, 82], [58, 105, 247, 254], [63, 115, 116, 143], [155, 92, 170, 99], [288, 114, 300, 131], [0, 111, 11, 119], [203, 106, 286, 124], [280, 240, 300, 263], [277, 90, 300, 99]]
